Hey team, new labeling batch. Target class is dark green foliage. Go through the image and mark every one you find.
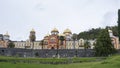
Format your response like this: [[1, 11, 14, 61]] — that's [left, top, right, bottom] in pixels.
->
[[111, 26, 118, 36], [84, 40, 91, 57], [94, 29, 116, 56], [84, 41, 90, 49], [59, 36, 65, 41], [77, 26, 118, 40], [59, 36, 65, 45], [78, 28, 103, 40], [40, 40, 44, 49], [8, 42, 15, 48], [106, 26, 118, 37], [72, 33, 78, 49], [118, 9, 120, 41], [72, 33, 78, 40]]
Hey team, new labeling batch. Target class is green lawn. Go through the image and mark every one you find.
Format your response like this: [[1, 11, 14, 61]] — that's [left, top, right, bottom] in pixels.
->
[[0, 55, 120, 68]]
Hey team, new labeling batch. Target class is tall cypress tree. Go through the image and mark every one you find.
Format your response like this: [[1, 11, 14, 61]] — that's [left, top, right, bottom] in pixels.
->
[[118, 9, 120, 42], [94, 29, 116, 56]]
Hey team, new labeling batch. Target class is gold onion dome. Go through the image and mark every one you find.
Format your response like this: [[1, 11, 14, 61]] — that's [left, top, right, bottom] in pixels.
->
[[30, 28, 35, 32], [4, 31, 9, 37], [63, 28, 72, 34], [51, 28, 59, 32]]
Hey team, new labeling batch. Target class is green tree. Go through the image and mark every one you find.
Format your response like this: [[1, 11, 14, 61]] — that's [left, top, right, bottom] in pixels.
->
[[72, 33, 78, 49], [118, 9, 120, 41], [72, 33, 78, 40], [94, 29, 116, 56], [8, 42, 15, 48], [77, 26, 119, 40], [59, 36, 65, 45], [84, 40, 90, 57], [40, 40, 44, 49], [84, 40, 90, 49], [30, 35, 36, 49], [77, 28, 102, 40]]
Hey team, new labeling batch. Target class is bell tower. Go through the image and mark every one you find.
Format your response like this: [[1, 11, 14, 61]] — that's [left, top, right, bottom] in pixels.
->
[[108, 29, 113, 37], [3, 31, 10, 41], [63, 28, 72, 41], [29, 28, 36, 42]]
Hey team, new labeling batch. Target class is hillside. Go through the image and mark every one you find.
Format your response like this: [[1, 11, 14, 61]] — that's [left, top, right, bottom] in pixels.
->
[[77, 26, 118, 40]]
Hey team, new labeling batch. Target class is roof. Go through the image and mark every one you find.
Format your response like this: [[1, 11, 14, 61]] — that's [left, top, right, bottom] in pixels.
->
[[4, 32, 9, 37], [30, 28, 35, 32], [51, 28, 59, 32], [63, 28, 72, 34]]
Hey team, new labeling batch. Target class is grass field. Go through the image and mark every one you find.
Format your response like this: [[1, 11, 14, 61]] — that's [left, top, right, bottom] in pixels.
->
[[0, 55, 120, 68]]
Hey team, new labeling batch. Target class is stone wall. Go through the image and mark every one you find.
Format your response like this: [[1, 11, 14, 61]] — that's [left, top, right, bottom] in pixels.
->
[[0, 48, 95, 58]]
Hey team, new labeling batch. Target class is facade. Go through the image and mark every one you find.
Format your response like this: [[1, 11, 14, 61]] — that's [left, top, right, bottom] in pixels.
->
[[43, 28, 86, 49], [13, 29, 41, 49], [13, 28, 120, 50], [43, 28, 67, 49], [108, 29, 120, 49], [0, 32, 10, 48], [13, 40, 41, 49], [66, 39, 85, 49]]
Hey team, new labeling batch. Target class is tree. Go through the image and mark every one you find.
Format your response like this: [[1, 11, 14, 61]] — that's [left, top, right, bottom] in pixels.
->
[[118, 9, 120, 41], [59, 36, 65, 45], [72, 33, 78, 40], [84, 40, 90, 49], [72, 33, 78, 49], [8, 42, 15, 48], [40, 40, 44, 49], [30, 35, 36, 49], [94, 29, 116, 56], [84, 40, 90, 57]]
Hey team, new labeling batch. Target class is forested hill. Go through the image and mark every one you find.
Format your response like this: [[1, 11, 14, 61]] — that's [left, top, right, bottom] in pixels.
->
[[77, 26, 118, 40]]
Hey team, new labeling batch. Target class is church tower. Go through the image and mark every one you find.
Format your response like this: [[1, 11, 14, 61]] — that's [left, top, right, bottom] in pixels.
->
[[108, 29, 113, 37], [29, 28, 36, 42], [3, 31, 10, 41], [51, 28, 59, 35], [63, 28, 72, 41]]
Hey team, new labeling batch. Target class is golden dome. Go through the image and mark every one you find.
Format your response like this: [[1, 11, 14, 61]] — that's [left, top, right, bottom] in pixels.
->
[[4, 31, 9, 37], [51, 28, 59, 32], [63, 28, 72, 34], [30, 28, 35, 32]]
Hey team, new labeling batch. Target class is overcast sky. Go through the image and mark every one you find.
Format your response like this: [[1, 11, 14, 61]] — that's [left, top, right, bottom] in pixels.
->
[[0, 0, 120, 41]]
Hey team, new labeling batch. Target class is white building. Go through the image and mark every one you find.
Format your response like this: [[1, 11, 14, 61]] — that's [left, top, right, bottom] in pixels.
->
[[108, 29, 120, 49], [13, 40, 41, 49], [0, 32, 10, 48]]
